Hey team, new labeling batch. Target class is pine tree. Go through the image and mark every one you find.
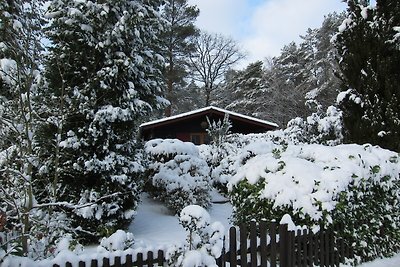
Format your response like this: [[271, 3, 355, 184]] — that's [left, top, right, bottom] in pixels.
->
[[221, 61, 269, 117], [335, 0, 400, 151], [42, 0, 167, 242], [161, 0, 199, 116], [214, 13, 344, 128]]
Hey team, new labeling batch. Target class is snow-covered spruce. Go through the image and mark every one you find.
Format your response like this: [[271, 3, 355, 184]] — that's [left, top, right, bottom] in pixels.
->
[[224, 138, 400, 262], [167, 205, 224, 267], [40, 0, 167, 243], [144, 139, 212, 214]]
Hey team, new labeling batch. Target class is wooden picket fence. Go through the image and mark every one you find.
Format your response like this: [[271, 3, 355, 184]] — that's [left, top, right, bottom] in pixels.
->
[[51, 221, 353, 267], [216, 220, 353, 267]]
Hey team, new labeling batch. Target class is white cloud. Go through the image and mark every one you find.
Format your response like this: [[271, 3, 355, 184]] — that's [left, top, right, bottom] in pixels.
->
[[244, 0, 347, 61], [188, 0, 250, 37], [189, 0, 347, 66]]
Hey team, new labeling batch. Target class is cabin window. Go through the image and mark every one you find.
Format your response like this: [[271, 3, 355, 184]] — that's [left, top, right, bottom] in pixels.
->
[[190, 133, 209, 145]]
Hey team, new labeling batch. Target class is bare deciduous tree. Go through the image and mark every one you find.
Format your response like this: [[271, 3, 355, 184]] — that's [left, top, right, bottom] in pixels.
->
[[188, 32, 245, 106]]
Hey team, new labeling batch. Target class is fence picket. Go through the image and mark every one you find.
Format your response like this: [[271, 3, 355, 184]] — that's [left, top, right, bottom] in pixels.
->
[[114, 256, 121, 267], [102, 257, 110, 267], [259, 220, 268, 267], [137, 252, 144, 267], [289, 230, 295, 267], [270, 221, 277, 267], [157, 250, 164, 266], [126, 254, 133, 266], [229, 226, 237, 267], [239, 224, 247, 266], [249, 220, 257, 267], [90, 258, 98, 267], [303, 229, 308, 267], [279, 224, 288, 267]]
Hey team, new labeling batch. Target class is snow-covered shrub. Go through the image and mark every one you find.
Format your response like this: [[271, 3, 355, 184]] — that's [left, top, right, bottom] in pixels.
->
[[98, 230, 134, 252], [167, 205, 224, 267], [207, 134, 280, 187], [145, 139, 211, 214], [284, 102, 343, 145], [332, 147, 400, 262], [227, 142, 400, 262]]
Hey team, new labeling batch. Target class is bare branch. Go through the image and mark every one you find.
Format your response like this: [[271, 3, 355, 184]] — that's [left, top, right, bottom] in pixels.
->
[[188, 32, 246, 106]]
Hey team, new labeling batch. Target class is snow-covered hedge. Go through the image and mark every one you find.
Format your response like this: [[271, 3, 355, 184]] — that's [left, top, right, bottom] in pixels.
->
[[225, 139, 400, 262], [144, 139, 211, 214]]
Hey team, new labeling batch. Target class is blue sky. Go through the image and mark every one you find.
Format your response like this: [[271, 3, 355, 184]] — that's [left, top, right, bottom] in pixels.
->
[[188, 0, 349, 66]]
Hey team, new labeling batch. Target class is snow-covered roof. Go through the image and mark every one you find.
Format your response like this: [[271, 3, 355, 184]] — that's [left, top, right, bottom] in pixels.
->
[[140, 106, 279, 129]]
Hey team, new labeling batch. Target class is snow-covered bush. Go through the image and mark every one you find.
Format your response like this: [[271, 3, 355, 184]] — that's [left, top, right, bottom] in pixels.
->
[[332, 148, 400, 262], [227, 142, 400, 262], [167, 205, 224, 267], [284, 102, 343, 145], [98, 230, 134, 252], [206, 134, 280, 187], [145, 139, 212, 214]]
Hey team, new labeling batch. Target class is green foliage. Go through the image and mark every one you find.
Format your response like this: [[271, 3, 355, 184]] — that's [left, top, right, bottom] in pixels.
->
[[332, 174, 400, 262], [161, 0, 199, 115], [335, 0, 400, 151], [230, 179, 317, 227]]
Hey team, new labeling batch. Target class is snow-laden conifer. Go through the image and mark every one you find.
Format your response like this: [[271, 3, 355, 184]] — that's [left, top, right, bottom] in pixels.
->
[[41, 0, 167, 242]]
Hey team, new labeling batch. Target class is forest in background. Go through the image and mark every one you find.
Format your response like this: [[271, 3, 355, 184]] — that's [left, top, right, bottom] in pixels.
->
[[1, 0, 399, 262]]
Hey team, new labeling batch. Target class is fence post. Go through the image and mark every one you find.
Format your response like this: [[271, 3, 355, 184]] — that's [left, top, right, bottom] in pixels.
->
[[147, 251, 154, 267], [296, 229, 301, 267], [288, 230, 295, 267], [90, 259, 98, 267], [126, 254, 133, 266], [102, 257, 110, 267], [279, 223, 289, 267], [320, 231, 325, 267], [260, 220, 268, 267], [157, 250, 164, 266], [137, 252, 144, 267], [229, 226, 237, 267], [270, 221, 277, 267], [303, 228, 309, 267], [249, 220, 258, 267], [239, 224, 247, 266], [114, 256, 122, 267]]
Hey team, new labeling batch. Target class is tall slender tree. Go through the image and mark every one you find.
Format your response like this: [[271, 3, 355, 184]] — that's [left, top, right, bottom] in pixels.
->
[[43, 0, 167, 242], [0, 0, 49, 257], [161, 0, 199, 116]]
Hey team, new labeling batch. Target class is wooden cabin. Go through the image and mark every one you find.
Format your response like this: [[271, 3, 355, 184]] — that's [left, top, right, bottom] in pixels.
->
[[139, 106, 279, 145]]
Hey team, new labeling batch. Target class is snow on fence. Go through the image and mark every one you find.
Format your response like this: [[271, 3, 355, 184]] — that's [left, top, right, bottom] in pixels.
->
[[52, 221, 353, 267]]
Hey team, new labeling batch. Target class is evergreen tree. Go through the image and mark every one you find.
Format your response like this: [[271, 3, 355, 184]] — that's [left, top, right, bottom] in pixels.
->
[[220, 61, 270, 117], [215, 13, 344, 128], [42, 0, 167, 242], [161, 0, 199, 116], [335, 0, 400, 151]]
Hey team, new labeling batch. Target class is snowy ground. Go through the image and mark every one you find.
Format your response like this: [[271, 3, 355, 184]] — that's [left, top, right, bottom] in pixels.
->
[[129, 190, 233, 248], [129, 191, 400, 267]]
